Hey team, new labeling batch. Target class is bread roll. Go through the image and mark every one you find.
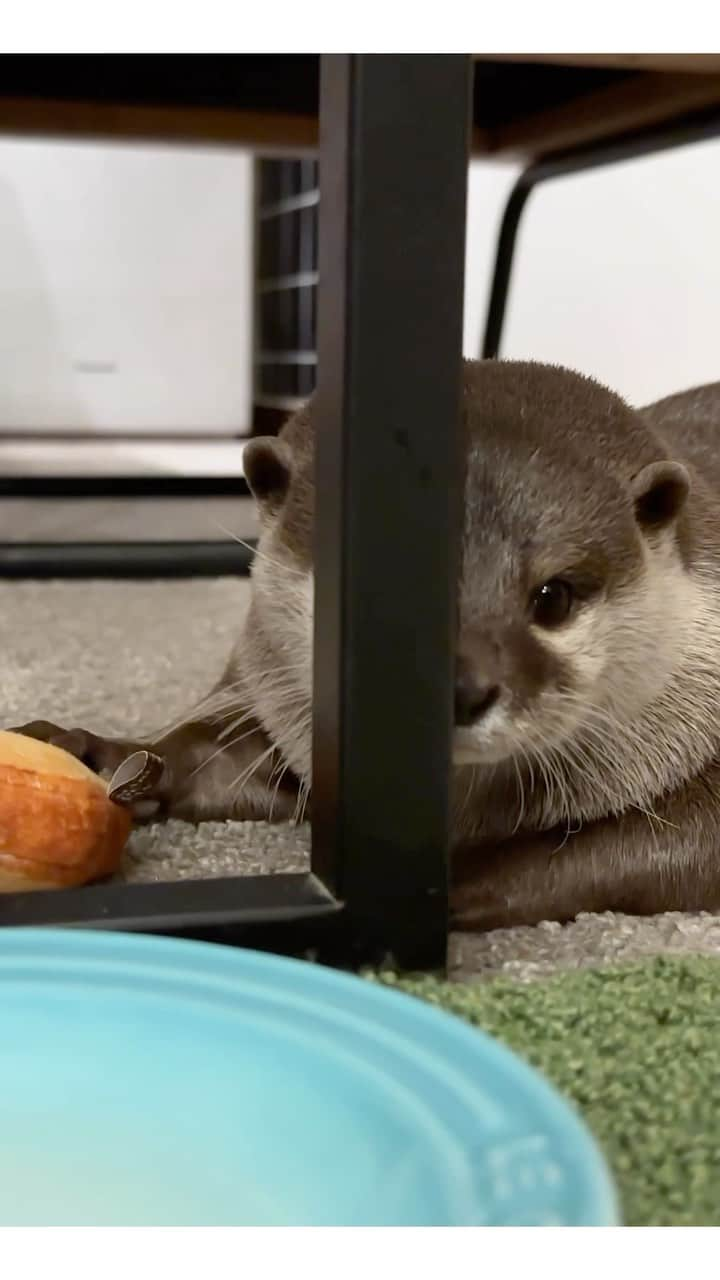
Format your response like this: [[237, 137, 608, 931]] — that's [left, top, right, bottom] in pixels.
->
[[0, 730, 131, 892]]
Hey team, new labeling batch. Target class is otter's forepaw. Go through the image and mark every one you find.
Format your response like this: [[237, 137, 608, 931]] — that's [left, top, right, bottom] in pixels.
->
[[9, 721, 166, 823], [11, 720, 133, 777]]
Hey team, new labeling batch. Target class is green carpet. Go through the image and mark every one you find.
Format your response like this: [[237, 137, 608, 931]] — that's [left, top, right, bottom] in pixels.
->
[[382, 956, 720, 1227]]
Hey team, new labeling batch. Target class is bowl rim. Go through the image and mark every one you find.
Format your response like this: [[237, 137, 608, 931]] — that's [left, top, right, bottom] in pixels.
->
[[0, 927, 620, 1226]]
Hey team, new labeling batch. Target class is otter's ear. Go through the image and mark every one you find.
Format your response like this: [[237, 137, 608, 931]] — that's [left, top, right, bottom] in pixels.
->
[[243, 437, 292, 511], [630, 460, 689, 531]]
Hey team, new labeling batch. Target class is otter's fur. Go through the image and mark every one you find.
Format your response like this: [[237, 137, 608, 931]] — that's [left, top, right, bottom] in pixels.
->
[[17, 362, 720, 929]]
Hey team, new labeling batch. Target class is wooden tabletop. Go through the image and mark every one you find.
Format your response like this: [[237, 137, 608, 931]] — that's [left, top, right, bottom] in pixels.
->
[[479, 54, 720, 73], [0, 54, 718, 161]]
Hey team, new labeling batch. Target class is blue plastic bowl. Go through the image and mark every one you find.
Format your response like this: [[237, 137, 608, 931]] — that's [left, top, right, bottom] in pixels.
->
[[0, 928, 618, 1225]]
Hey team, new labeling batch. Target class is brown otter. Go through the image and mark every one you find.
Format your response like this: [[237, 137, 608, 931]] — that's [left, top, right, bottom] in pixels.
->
[[16, 361, 720, 931]]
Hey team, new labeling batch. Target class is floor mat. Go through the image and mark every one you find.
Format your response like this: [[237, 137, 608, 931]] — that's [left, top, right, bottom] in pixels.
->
[[389, 955, 720, 1226]]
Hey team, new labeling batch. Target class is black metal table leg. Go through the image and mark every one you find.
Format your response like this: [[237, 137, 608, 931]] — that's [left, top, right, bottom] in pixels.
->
[[481, 104, 720, 360], [312, 55, 471, 969]]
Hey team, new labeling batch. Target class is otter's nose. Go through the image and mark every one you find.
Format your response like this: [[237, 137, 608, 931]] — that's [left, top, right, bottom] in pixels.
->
[[454, 668, 500, 727]]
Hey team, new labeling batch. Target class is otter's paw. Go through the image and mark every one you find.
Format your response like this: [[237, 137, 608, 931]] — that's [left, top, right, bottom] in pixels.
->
[[11, 720, 136, 778], [9, 721, 166, 822]]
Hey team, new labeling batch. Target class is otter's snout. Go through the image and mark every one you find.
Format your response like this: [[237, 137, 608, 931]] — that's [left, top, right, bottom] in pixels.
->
[[454, 656, 501, 727]]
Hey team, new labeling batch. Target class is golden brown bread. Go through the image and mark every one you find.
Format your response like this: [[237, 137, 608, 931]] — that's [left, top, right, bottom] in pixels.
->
[[0, 731, 131, 892]]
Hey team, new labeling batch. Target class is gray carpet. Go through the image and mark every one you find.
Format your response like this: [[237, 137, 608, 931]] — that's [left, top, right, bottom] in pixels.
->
[[4, 576, 720, 981]]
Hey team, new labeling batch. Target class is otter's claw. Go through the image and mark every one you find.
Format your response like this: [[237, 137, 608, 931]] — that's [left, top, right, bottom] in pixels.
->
[[107, 750, 166, 819]]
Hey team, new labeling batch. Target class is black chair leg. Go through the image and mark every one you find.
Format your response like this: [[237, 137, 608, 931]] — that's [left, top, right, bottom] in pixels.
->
[[480, 106, 720, 361], [481, 173, 535, 360]]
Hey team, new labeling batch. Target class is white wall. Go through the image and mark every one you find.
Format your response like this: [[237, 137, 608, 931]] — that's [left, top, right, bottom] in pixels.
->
[[0, 138, 254, 433], [1, 136, 718, 437], [463, 139, 720, 407]]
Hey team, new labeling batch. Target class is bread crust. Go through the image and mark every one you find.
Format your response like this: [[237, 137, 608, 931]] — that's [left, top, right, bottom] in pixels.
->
[[0, 733, 131, 892]]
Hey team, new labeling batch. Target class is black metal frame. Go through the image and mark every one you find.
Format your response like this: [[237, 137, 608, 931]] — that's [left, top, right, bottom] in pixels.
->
[[0, 476, 254, 578], [311, 55, 470, 968], [481, 103, 720, 359], [0, 477, 249, 498], [0, 540, 255, 578], [0, 55, 472, 970]]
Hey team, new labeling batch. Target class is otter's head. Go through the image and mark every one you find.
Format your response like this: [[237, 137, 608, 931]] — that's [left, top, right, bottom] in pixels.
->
[[244, 362, 694, 803], [453, 363, 693, 794]]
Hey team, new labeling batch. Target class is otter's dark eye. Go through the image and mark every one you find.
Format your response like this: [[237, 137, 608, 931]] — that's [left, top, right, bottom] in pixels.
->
[[532, 579, 574, 628]]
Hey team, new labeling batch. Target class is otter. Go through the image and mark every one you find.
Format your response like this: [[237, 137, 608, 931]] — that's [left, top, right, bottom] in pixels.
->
[[16, 361, 720, 931]]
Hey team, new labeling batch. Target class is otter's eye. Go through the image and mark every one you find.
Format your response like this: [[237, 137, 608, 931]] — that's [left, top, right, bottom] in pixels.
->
[[532, 579, 574, 628]]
